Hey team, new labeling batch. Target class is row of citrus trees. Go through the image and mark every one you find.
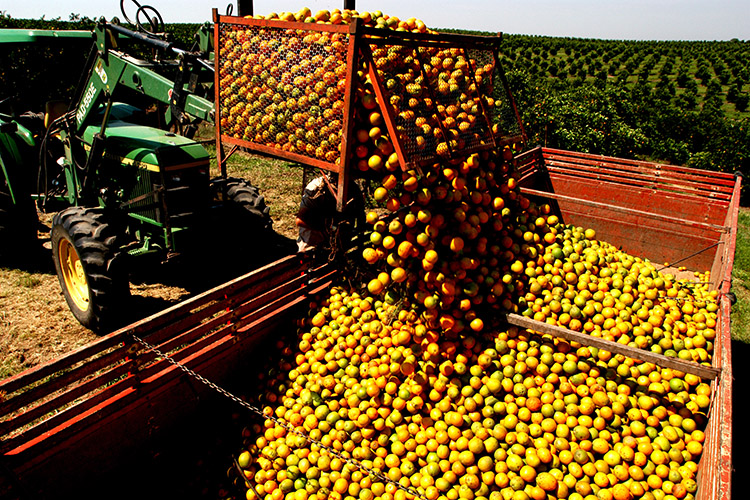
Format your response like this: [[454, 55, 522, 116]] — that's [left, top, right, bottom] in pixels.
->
[[507, 69, 749, 185], [2, 14, 748, 203], [498, 35, 750, 114], [0, 14, 204, 112], [448, 30, 750, 203]]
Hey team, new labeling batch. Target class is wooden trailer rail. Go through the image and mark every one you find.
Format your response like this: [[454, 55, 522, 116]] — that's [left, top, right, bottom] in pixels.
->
[[516, 146, 740, 500], [0, 253, 335, 497], [696, 171, 740, 500]]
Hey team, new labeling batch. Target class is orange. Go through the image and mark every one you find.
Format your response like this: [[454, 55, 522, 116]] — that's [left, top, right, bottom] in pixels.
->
[[381, 174, 398, 190], [367, 278, 384, 295], [372, 186, 389, 202], [391, 267, 407, 283], [382, 235, 396, 250], [449, 237, 464, 253], [519, 465, 537, 482], [469, 318, 484, 332], [362, 248, 379, 264], [536, 471, 557, 492], [686, 440, 703, 456], [611, 483, 633, 500], [385, 197, 401, 212], [397, 240, 414, 259]]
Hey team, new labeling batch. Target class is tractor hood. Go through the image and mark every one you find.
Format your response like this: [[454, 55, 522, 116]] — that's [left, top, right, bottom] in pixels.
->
[[83, 105, 209, 172]]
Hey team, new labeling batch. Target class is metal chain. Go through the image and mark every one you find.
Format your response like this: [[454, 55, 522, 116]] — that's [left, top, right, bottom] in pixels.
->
[[131, 334, 426, 500], [653, 241, 720, 273]]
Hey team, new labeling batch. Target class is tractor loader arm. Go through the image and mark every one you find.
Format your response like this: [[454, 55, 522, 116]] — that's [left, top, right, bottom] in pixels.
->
[[48, 18, 216, 203], [72, 20, 215, 136]]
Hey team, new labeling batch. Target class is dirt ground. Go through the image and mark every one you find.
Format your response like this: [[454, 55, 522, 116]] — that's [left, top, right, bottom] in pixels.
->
[[0, 195, 299, 380]]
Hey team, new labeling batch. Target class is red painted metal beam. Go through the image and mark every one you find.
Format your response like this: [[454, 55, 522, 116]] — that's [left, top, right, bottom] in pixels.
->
[[542, 147, 736, 187], [519, 186, 728, 233]]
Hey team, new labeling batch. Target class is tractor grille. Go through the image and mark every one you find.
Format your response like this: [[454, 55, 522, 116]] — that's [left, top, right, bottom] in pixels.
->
[[162, 164, 211, 226], [129, 170, 161, 222], [128, 164, 210, 227]]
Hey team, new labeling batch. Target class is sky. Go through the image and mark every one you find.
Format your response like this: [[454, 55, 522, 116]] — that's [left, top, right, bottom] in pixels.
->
[[3, 0, 750, 41]]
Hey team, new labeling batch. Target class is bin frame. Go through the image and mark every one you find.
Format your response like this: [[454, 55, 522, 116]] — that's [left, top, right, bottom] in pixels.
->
[[211, 11, 526, 209]]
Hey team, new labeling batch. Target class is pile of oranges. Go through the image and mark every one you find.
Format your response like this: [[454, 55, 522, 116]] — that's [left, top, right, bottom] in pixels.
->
[[236, 282, 710, 500], [361, 146, 524, 325], [248, 7, 431, 32], [520, 224, 718, 367], [228, 8, 717, 500]]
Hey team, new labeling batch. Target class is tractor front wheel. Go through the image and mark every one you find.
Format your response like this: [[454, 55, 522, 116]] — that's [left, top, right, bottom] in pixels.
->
[[51, 207, 129, 333]]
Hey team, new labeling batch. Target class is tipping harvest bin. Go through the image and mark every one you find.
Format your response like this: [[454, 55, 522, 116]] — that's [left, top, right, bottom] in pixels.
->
[[211, 11, 526, 208]]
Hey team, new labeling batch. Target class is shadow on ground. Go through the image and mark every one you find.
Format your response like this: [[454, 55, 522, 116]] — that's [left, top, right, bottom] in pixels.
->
[[125, 229, 298, 322], [14, 222, 299, 330]]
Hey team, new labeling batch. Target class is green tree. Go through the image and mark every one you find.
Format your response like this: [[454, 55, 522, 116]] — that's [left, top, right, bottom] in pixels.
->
[[705, 79, 722, 101], [736, 93, 750, 112], [593, 69, 608, 89], [727, 81, 743, 103], [695, 64, 711, 84]]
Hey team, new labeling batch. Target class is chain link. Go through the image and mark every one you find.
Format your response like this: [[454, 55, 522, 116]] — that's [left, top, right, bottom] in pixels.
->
[[131, 334, 426, 500]]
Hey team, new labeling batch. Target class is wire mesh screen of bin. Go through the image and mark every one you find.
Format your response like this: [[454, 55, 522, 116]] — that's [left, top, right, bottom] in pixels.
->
[[468, 46, 523, 141], [215, 16, 525, 180], [217, 20, 351, 165], [363, 36, 522, 168]]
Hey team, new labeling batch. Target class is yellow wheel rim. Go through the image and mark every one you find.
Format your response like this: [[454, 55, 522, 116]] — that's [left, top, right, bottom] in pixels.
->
[[57, 237, 90, 312]]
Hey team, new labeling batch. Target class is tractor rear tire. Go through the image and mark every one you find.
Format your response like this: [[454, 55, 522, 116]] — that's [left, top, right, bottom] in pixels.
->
[[0, 182, 13, 260], [0, 170, 39, 264], [51, 207, 129, 333], [225, 177, 272, 232]]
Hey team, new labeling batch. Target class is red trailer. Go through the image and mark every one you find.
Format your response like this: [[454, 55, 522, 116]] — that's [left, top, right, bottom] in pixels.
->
[[0, 148, 738, 500], [516, 146, 739, 500]]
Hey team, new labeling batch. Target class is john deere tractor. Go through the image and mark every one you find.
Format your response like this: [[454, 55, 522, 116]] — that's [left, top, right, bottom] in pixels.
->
[[0, 2, 273, 332]]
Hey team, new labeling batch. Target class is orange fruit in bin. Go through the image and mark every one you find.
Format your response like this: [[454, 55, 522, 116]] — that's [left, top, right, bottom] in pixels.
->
[[229, 10, 718, 500]]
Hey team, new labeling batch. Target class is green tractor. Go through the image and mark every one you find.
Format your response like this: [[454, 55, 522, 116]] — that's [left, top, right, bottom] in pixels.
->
[[0, 4, 275, 332]]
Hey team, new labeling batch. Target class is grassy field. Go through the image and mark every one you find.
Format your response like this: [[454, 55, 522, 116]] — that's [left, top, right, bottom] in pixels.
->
[[730, 208, 750, 343]]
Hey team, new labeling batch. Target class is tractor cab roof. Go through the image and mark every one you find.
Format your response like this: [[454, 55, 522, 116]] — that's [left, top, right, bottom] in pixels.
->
[[0, 28, 93, 44]]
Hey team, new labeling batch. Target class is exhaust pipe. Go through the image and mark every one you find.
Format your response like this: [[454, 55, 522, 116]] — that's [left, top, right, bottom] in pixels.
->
[[236, 0, 252, 17], [236, 0, 356, 17]]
